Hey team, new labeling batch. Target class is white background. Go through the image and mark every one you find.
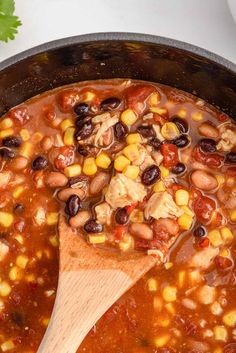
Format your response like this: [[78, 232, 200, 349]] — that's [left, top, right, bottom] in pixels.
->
[[0, 0, 236, 63]]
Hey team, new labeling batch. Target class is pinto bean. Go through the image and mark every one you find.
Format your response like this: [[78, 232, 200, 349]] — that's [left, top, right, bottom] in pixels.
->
[[57, 187, 85, 202], [11, 156, 28, 170], [129, 223, 153, 240], [153, 218, 179, 237], [191, 170, 218, 191], [89, 172, 110, 195], [45, 172, 68, 188], [198, 122, 219, 138]]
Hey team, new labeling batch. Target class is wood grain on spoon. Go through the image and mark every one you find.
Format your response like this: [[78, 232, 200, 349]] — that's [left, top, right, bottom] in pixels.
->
[[37, 216, 159, 353]]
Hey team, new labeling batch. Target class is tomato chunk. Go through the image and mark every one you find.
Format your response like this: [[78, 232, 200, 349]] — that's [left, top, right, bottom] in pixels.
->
[[193, 193, 216, 224], [126, 84, 155, 114], [54, 146, 75, 170], [192, 146, 223, 168], [160, 143, 178, 168]]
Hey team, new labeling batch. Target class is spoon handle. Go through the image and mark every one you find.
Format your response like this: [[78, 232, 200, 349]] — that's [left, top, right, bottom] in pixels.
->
[[37, 268, 133, 353]]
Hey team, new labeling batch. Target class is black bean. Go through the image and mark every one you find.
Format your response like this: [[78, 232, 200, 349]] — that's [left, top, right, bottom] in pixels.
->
[[148, 137, 161, 150], [199, 138, 217, 153], [65, 194, 81, 217], [2, 135, 22, 148], [75, 117, 94, 140], [141, 165, 160, 185], [77, 146, 89, 156], [114, 122, 128, 141], [115, 208, 129, 225], [84, 219, 103, 233], [137, 125, 155, 138], [74, 103, 89, 116], [225, 152, 236, 164], [193, 226, 206, 237], [32, 156, 48, 170], [13, 203, 25, 214], [100, 97, 121, 111], [172, 116, 188, 133], [172, 135, 190, 148], [0, 147, 15, 159], [171, 162, 186, 175]]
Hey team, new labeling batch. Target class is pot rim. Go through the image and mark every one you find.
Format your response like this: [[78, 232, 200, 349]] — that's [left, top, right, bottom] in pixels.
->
[[0, 32, 235, 72]]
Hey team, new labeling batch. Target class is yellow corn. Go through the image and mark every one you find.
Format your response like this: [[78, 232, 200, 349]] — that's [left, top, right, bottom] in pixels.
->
[[60, 118, 74, 132], [49, 235, 59, 247], [20, 142, 32, 158], [9, 266, 22, 281], [1, 340, 15, 352], [83, 91, 96, 102], [20, 128, 30, 141], [161, 122, 180, 140], [88, 234, 106, 244], [46, 212, 59, 226], [164, 262, 173, 270], [223, 310, 236, 327], [191, 111, 203, 121], [0, 117, 13, 129], [123, 144, 139, 162], [64, 164, 81, 177], [147, 278, 158, 291], [178, 270, 186, 288], [165, 302, 176, 315], [130, 209, 144, 223], [221, 227, 233, 243], [114, 155, 130, 172], [178, 214, 193, 230], [153, 296, 163, 312], [148, 92, 160, 106], [162, 286, 177, 302], [83, 157, 97, 175], [181, 205, 194, 217], [0, 281, 11, 297], [230, 208, 236, 222], [153, 180, 166, 192], [0, 212, 14, 228], [120, 109, 137, 125], [63, 127, 75, 145], [159, 165, 169, 178], [0, 128, 14, 139], [14, 234, 24, 245], [119, 235, 134, 252], [154, 334, 170, 348], [215, 175, 225, 187], [16, 255, 28, 269], [126, 133, 142, 144], [150, 107, 167, 115], [156, 314, 170, 327], [96, 152, 111, 169], [123, 165, 139, 179], [189, 270, 202, 285], [13, 186, 24, 199], [175, 189, 189, 206], [177, 108, 187, 118], [25, 274, 36, 282], [213, 326, 228, 342], [208, 229, 223, 247], [42, 317, 50, 327]]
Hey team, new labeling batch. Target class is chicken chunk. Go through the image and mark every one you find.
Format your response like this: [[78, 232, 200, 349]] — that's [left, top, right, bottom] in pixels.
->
[[34, 207, 46, 226], [0, 241, 9, 261], [217, 128, 236, 151], [95, 202, 112, 225], [105, 173, 147, 209], [189, 247, 219, 269], [144, 191, 183, 220], [0, 171, 12, 189]]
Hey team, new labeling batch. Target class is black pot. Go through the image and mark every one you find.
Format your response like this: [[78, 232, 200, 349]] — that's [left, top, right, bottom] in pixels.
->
[[0, 32, 236, 118]]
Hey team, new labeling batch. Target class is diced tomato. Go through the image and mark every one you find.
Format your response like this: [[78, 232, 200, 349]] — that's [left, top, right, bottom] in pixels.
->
[[226, 167, 236, 176], [43, 104, 57, 122], [193, 194, 216, 224], [211, 211, 223, 227], [126, 203, 137, 215], [153, 113, 168, 124], [198, 237, 210, 248], [160, 143, 178, 169], [54, 146, 75, 170], [58, 89, 80, 112], [215, 255, 232, 270], [126, 84, 155, 114], [114, 225, 126, 241], [218, 113, 228, 122], [8, 106, 31, 126], [192, 146, 223, 168]]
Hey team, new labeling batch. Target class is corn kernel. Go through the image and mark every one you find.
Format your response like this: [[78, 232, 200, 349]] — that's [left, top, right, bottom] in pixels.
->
[[63, 127, 75, 145], [20, 128, 30, 141], [123, 144, 139, 162], [161, 122, 180, 140], [0, 281, 11, 297], [126, 133, 142, 144], [120, 109, 137, 126], [119, 235, 134, 251], [42, 317, 50, 327], [60, 118, 74, 132], [83, 157, 98, 175], [165, 302, 176, 315], [153, 297, 163, 312], [0, 212, 14, 228], [223, 310, 236, 327], [164, 262, 173, 270], [154, 334, 170, 348], [88, 234, 106, 244], [216, 175, 225, 187], [150, 107, 167, 115], [0, 117, 13, 129], [192, 111, 203, 121], [46, 212, 59, 226], [178, 214, 193, 230], [156, 314, 170, 327], [153, 180, 166, 192], [221, 227, 233, 243], [147, 278, 158, 291], [83, 91, 96, 102], [64, 164, 81, 177], [148, 92, 161, 106], [20, 142, 32, 158], [96, 152, 111, 169], [178, 270, 186, 288], [175, 189, 189, 206], [213, 326, 228, 342], [16, 255, 28, 269], [9, 266, 22, 281], [230, 208, 236, 222], [162, 286, 177, 302], [12, 186, 24, 198], [36, 251, 42, 259], [208, 229, 223, 247], [130, 209, 144, 223], [181, 206, 194, 217], [189, 270, 202, 285], [0, 128, 14, 139], [114, 155, 130, 172], [177, 108, 187, 118], [123, 165, 139, 179], [1, 340, 15, 352], [25, 274, 36, 282], [14, 234, 24, 244], [220, 249, 230, 257], [159, 165, 169, 178], [49, 235, 59, 247]]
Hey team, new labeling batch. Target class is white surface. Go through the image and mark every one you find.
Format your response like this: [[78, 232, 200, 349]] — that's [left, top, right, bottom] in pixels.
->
[[228, 0, 236, 23], [0, 0, 235, 63]]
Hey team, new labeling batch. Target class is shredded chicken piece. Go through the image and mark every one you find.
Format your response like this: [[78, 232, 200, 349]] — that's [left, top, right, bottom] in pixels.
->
[[92, 112, 111, 124], [0, 171, 12, 189], [0, 241, 9, 261], [95, 202, 112, 225], [34, 207, 46, 226], [151, 151, 163, 165], [143, 112, 154, 120], [94, 116, 119, 146], [189, 247, 219, 269], [153, 124, 165, 141], [217, 127, 236, 151], [144, 191, 183, 220], [105, 173, 147, 208], [132, 145, 147, 166]]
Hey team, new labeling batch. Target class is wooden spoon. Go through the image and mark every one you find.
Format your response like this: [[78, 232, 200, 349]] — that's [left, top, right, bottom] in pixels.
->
[[37, 217, 159, 353]]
